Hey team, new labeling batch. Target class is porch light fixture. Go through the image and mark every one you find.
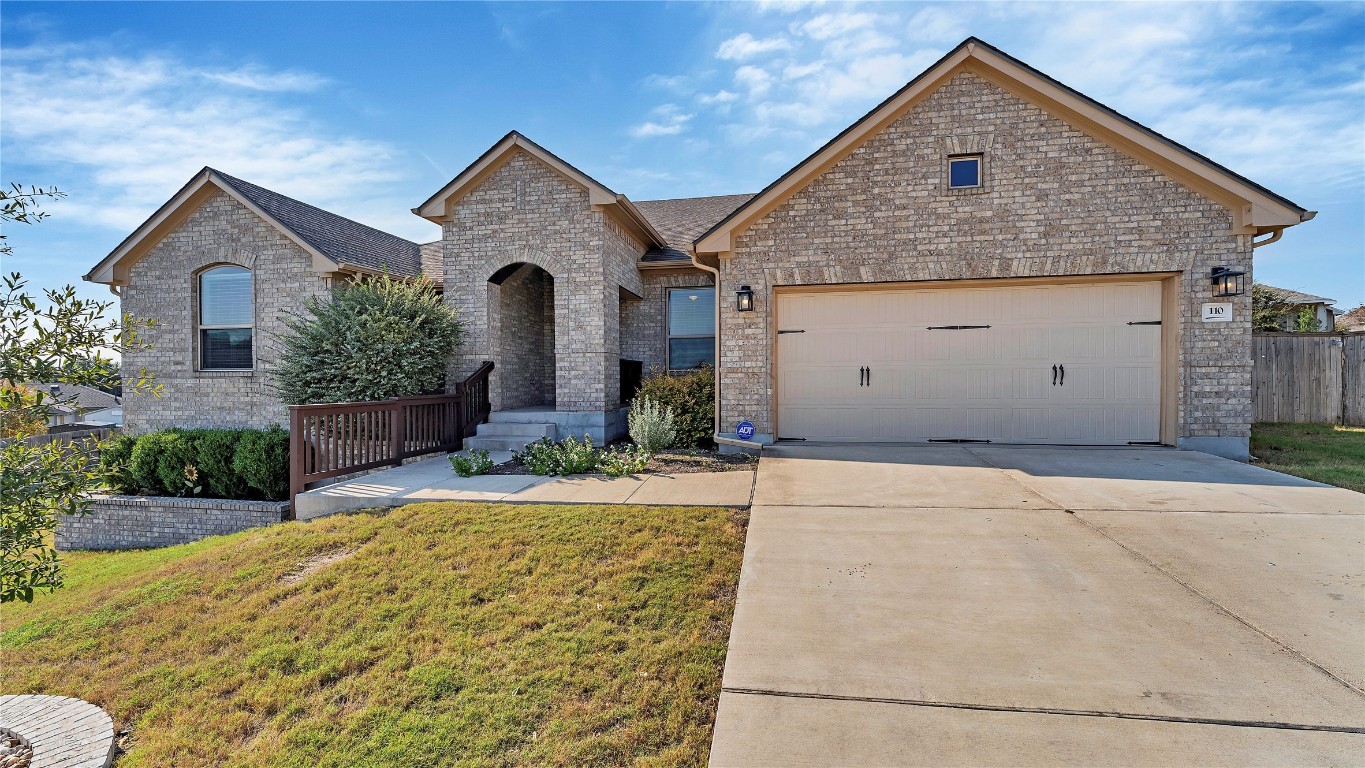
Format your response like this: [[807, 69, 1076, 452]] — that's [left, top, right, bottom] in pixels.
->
[[1210, 266, 1247, 297], [736, 285, 755, 312]]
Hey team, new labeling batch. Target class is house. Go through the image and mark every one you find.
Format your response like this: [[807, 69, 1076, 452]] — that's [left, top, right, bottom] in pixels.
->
[[31, 383, 122, 427], [85, 38, 1313, 462], [1337, 306, 1365, 334], [1256, 283, 1338, 332]]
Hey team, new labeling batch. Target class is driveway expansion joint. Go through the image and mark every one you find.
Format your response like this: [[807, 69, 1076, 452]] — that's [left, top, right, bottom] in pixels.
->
[[720, 688, 1365, 735]]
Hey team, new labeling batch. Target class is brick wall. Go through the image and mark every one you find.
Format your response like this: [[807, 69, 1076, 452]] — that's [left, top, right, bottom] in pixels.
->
[[56, 496, 288, 550], [121, 190, 332, 432], [621, 267, 715, 375], [496, 264, 556, 408], [442, 149, 647, 413], [720, 71, 1251, 447]]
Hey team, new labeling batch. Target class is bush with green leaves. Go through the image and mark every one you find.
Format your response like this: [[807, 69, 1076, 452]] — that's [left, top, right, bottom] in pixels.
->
[[634, 365, 714, 448], [628, 396, 676, 453], [154, 431, 200, 496], [512, 435, 603, 476], [273, 274, 464, 405], [97, 433, 139, 494], [194, 429, 248, 498], [232, 426, 290, 500], [128, 431, 177, 495], [512, 437, 562, 475], [449, 448, 494, 478], [597, 444, 651, 477]]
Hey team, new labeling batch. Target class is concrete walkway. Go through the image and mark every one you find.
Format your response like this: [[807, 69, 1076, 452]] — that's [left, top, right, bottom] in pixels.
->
[[711, 444, 1365, 767], [295, 453, 755, 519]]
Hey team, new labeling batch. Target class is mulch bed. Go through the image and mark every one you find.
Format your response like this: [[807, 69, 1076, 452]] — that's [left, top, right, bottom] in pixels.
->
[[484, 446, 757, 476]]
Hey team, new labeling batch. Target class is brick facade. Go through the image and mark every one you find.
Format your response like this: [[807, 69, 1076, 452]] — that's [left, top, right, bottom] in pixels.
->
[[621, 268, 716, 375], [717, 71, 1253, 454], [121, 190, 332, 432]]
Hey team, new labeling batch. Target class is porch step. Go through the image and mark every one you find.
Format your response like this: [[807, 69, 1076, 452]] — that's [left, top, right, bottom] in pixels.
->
[[463, 421, 558, 453], [488, 408, 562, 424]]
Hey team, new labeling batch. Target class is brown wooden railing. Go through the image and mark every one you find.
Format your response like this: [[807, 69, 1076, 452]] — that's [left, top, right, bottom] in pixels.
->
[[287, 361, 494, 514]]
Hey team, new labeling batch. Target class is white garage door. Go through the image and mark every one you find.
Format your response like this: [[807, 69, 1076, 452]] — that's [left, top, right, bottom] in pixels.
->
[[776, 281, 1162, 444]]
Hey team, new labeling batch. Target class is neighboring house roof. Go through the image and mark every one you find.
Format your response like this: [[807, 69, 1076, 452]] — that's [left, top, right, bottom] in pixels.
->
[[86, 168, 424, 287], [419, 241, 444, 283], [696, 37, 1314, 257], [1337, 306, 1365, 332], [31, 383, 120, 415], [1256, 283, 1336, 306], [413, 131, 668, 250], [635, 194, 755, 264]]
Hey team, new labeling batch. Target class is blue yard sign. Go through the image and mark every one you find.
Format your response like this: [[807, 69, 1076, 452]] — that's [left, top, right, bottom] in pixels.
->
[[736, 421, 756, 440]]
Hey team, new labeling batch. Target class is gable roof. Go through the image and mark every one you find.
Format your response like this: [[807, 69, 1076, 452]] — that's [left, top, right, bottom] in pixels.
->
[[1337, 306, 1365, 332], [86, 168, 424, 287], [696, 37, 1314, 257], [1257, 283, 1336, 306], [413, 131, 667, 249], [30, 382, 120, 414], [634, 193, 754, 264]]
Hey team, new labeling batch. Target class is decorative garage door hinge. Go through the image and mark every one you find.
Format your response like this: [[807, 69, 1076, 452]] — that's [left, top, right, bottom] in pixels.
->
[[1126, 320, 1162, 325], [928, 438, 992, 443], [778, 329, 806, 334], [926, 325, 992, 330]]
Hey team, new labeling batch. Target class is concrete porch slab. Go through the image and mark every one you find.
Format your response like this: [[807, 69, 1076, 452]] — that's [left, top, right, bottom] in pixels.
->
[[721, 504, 1365, 727], [710, 692, 1365, 768]]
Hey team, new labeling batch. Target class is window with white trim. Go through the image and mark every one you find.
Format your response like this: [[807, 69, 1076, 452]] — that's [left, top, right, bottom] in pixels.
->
[[947, 154, 983, 189], [667, 287, 715, 370], [198, 265, 253, 370]]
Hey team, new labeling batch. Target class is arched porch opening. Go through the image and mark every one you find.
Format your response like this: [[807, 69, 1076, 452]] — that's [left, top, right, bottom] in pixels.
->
[[490, 262, 556, 410]]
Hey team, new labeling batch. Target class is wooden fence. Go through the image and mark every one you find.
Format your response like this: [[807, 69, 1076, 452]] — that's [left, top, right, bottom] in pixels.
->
[[287, 362, 494, 514], [1, 425, 116, 448], [1252, 333, 1364, 426]]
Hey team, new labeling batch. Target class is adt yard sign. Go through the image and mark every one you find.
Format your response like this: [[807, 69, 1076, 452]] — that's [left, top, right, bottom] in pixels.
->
[[736, 421, 756, 441]]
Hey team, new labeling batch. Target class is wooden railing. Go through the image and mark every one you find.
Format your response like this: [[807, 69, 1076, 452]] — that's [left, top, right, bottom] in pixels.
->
[[287, 361, 494, 514]]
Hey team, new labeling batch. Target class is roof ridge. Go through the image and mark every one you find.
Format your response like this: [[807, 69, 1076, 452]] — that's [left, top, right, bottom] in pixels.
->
[[210, 169, 419, 247]]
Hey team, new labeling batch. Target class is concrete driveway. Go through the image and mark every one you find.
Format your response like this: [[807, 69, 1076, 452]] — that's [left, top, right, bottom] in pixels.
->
[[711, 445, 1365, 767]]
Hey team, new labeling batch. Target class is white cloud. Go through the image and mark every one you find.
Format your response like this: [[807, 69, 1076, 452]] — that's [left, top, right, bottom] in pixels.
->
[[699, 90, 740, 105], [0, 44, 434, 241], [629, 103, 693, 138], [905, 7, 965, 43], [796, 12, 879, 40], [734, 65, 775, 98], [716, 33, 792, 62]]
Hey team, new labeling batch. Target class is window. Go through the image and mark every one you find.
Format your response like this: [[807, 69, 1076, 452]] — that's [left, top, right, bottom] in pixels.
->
[[948, 154, 982, 189], [198, 265, 253, 370], [667, 287, 715, 370]]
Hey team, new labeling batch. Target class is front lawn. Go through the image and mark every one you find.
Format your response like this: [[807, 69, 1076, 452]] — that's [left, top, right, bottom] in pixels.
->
[[1250, 422, 1365, 493], [0, 503, 747, 767]]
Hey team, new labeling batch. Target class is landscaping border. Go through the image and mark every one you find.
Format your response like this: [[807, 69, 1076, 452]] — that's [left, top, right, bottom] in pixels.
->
[[56, 495, 289, 550]]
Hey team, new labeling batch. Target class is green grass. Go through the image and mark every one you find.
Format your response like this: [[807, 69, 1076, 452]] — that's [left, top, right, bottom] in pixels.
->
[[1250, 423, 1365, 493], [0, 503, 748, 767]]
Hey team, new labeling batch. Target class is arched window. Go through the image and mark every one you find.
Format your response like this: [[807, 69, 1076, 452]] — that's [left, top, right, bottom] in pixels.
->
[[198, 265, 253, 370]]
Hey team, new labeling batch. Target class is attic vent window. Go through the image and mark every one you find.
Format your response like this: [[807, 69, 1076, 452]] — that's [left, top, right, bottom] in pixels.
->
[[948, 155, 982, 189]]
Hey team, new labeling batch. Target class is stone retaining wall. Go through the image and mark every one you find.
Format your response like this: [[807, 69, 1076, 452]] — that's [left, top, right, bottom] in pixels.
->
[[56, 496, 289, 551]]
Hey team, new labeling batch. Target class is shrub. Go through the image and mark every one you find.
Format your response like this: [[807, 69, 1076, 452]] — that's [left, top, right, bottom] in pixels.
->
[[635, 366, 714, 448], [628, 396, 676, 453], [273, 274, 464, 405], [232, 426, 290, 500], [196, 430, 247, 498], [128, 431, 174, 495], [98, 433, 139, 494], [512, 435, 600, 476], [555, 435, 599, 475], [450, 449, 494, 478], [153, 431, 200, 497], [597, 444, 650, 477]]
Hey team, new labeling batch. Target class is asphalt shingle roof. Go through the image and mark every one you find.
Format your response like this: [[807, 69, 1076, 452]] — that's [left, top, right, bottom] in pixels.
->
[[633, 193, 755, 263], [212, 170, 423, 277], [1257, 283, 1336, 306], [31, 383, 120, 414]]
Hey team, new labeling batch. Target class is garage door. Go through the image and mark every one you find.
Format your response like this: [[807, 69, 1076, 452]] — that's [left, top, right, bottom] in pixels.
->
[[776, 281, 1162, 444]]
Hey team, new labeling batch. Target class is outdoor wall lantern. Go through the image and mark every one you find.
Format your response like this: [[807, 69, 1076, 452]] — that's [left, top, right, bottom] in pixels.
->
[[736, 285, 755, 312], [1210, 267, 1247, 297]]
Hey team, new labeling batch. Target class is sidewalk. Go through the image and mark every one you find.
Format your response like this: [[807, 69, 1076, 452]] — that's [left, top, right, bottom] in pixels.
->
[[294, 453, 755, 519]]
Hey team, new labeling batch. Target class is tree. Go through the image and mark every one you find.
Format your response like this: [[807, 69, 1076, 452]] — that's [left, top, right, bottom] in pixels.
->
[[273, 274, 464, 404], [1294, 305, 1322, 333], [1, 184, 160, 603], [0, 384, 47, 439], [1251, 284, 1292, 332]]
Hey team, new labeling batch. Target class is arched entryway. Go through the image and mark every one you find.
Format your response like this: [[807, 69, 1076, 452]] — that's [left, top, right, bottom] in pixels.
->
[[489, 262, 556, 409]]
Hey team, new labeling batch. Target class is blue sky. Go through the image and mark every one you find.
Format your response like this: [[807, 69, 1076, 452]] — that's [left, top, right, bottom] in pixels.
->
[[3, 1, 1362, 312]]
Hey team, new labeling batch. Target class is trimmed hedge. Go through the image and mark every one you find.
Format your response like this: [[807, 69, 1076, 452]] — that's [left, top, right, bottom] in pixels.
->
[[101, 426, 290, 501], [635, 366, 714, 448]]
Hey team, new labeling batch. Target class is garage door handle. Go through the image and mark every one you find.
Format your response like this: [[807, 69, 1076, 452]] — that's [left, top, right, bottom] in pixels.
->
[[1052, 364, 1057, 386], [1059, 364, 1065, 386], [859, 366, 866, 387], [866, 367, 871, 387]]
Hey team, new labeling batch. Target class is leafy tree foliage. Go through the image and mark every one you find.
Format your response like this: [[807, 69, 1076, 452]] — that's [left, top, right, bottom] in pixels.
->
[[1, 183, 160, 603], [273, 274, 464, 404], [1251, 284, 1293, 333], [1295, 305, 1322, 333], [0, 384, 47, 439]]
